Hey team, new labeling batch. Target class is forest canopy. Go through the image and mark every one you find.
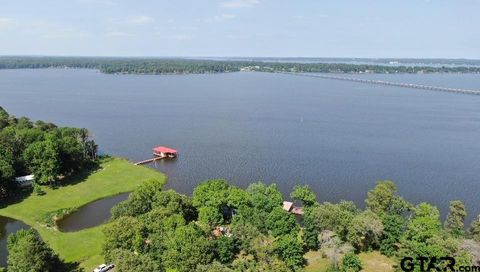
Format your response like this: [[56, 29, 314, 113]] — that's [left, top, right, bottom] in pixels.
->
[[0, 107, 97, 197], [102, 179, 480, 272]]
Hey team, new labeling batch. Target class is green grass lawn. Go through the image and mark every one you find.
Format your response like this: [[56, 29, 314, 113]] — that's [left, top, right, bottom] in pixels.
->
[[0, 157, 166, 270], [305, 250, 330, 272], [358, 251, 395, 272], [305, 250, 395, 272]]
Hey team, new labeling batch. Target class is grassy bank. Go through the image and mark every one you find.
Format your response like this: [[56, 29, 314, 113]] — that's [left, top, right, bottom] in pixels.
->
[[305, 250, 395, 272], [0, 157, 166, 270]]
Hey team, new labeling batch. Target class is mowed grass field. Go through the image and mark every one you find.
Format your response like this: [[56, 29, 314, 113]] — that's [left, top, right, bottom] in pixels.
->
[[305, 250, 395, 272], [0, 157, 166, 270]]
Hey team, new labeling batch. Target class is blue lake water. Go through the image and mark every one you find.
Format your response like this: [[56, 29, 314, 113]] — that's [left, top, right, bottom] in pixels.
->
[[0, 216, 29, 267], [1, 69, 479, 223]]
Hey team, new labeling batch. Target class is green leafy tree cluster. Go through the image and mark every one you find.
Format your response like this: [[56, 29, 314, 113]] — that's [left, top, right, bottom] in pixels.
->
[[106, 249, 160, 272], [7, 229, 68, 272], [274, 234, 305, 270], [341, 252, 362, 272], [308, 201, 358, 240], [396, 203, 472, 272], [469, 215, 480, 242], [0, 107, 97, 194], [347, 210, 384, 251], [379, 214, 405, 256], [444, 200, 467, 238], [290, 185, 317, 207], [366, 180, 410, 216], [266, 207, 299, 237]]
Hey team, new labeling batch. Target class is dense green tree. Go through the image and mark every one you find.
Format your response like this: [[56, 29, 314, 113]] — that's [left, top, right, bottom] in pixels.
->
[[303, 207, 320, 250], [0, 148, 15, 196], [195, 262, 234, 272], [230, 221, 260, 253], [214, 236, 238, 264], [111, 178, 166, 218], [231, 255, 291, 272], [379, 214, 405, 256], [102, 178, 478, 272], [0, 106, 9, 129], [227, 186, 252, 208], [16, 117, 33, 130], [161, 223, 214, 272], [192, 179, 231, 208], [0, 108, 97, 195], [396, 203, 454, 272], [444, 200, 467, 238], [199, 206, 224, 228], [151, 189, 197, 221], [366, 180, 410, 216], [347, 211, 384, 251], [309, 201, 358, 240], [231, 203, 268, 233], [469, 215, 480, 242], [266, 207, 299, 237], [403, 203, 441, 243], [341, 252, 362, 272], [290, 184, 317, 207], [246, 182, 283, 213], [106, 249, 160, 272], [274, 234, 305, 270], [102, 216, 144, 258], [7, 229, 66, 272], [23, 136, 60, 184]]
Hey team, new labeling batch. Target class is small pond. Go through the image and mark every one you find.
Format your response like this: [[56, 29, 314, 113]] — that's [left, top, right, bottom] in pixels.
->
[[56, 193, 129, 232], [0, 216, 30, 267]]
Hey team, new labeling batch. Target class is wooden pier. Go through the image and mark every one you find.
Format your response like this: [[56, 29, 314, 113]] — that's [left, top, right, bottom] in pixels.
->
[[134, 155, 166, 165], [134, 146, 177, 165], [282, 72, 480, 96]]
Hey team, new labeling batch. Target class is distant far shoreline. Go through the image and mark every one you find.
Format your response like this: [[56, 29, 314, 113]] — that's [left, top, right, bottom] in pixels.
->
[[1, 56, 480, 75]]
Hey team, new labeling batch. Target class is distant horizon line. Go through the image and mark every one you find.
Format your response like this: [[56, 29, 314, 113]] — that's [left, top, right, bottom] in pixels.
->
[[0, 55, 479, 61]]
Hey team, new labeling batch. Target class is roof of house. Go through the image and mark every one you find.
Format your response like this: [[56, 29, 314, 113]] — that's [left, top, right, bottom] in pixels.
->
[[152, 146, 177, 154], [15, 175, 35, 182], [282, 201, 293, 212]]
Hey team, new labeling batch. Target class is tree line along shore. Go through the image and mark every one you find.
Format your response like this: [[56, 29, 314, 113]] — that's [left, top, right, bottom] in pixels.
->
[[1, 56, 480, 75]]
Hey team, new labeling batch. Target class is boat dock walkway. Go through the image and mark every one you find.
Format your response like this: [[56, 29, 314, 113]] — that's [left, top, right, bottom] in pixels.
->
[[282, 72, 480, 96], [134, 155, 166, 165], [134, 146, 178, 165]]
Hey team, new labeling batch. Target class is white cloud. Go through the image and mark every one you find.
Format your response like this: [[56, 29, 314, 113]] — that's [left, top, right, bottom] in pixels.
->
[[220, 0, 260, 8], [0, 17, 15, 29], [293, 14, 328, 20], [77, 0, 118, 6], [104, 31, 132, 37], [168, 34, 193, 40], [23, 20, 89, 39], [41, 28, 89, 39], [206, 14, 236, 22], [126, 15, 154, 25], [108, 15, 154, 26]]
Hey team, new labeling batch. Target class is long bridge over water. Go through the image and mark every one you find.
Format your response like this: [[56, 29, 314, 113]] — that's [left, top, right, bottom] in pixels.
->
[[281, 72, 480, 96]]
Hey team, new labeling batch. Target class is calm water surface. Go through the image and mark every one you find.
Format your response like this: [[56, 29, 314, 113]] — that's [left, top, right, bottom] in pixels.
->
[[56, 193, 129, 232], [1, 69, 479, 221], [0, 216, 30, 267]]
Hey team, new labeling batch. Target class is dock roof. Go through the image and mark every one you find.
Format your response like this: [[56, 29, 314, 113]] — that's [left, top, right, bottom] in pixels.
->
[[153, 146, 177, 154]]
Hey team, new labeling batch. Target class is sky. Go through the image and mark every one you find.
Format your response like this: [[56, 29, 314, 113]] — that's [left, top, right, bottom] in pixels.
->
[[0, 0, 479, 58]]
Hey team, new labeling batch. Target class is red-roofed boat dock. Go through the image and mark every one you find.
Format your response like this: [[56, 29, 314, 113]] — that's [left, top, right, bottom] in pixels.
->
[[134, 146, 178, 165]]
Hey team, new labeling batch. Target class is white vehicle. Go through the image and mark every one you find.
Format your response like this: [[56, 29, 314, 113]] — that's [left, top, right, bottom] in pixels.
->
[[93, 264, 114, 272]]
